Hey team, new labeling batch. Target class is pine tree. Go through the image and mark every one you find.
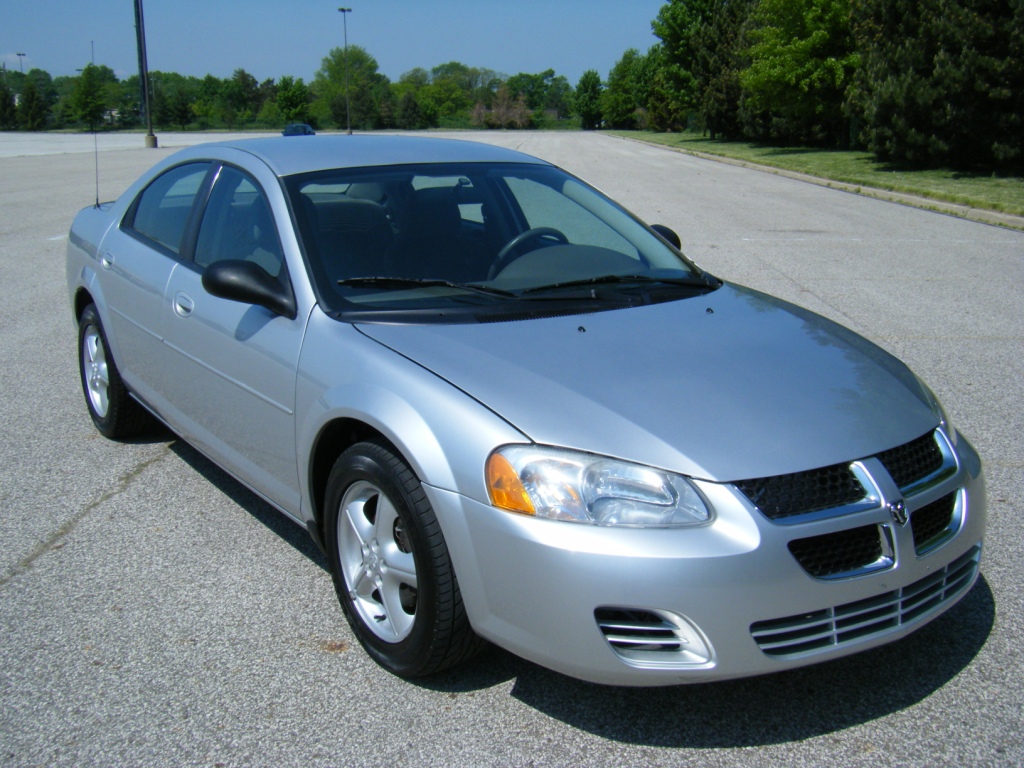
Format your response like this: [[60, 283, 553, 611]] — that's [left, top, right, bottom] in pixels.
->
[[849, 0, 1024, 168], [695, 0, 755, 140]]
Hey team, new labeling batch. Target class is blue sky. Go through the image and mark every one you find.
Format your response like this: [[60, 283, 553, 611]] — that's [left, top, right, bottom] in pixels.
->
[[4, 0, 667, 85]]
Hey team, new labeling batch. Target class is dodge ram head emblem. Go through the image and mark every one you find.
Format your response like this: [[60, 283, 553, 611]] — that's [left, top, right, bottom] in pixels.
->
[[888, 499, 908, 526]]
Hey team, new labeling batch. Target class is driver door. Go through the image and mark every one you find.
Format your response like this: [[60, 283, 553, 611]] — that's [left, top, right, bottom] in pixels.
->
[[159, 164, 305, 512]]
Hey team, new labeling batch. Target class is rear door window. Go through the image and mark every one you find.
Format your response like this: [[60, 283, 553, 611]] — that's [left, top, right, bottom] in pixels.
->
[[125, 163, 210, 254]]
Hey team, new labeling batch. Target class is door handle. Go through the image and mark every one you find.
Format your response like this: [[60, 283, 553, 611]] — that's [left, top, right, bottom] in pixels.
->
[[100, 252, 114, 269], [173, 292, 194, 318]]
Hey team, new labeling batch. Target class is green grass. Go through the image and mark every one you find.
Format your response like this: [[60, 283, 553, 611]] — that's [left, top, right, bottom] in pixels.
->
[[609, 130, 1024, 218]]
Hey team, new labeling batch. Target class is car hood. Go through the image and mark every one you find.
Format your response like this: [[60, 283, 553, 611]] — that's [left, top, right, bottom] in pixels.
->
[[356, 284, 938, 482]]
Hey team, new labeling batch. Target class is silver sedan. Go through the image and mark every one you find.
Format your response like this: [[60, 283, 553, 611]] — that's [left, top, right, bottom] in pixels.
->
[[66, 135, 985, 686]]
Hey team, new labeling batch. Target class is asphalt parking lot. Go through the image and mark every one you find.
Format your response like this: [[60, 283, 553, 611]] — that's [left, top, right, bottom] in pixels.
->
[[1, 131, 1021, 767]]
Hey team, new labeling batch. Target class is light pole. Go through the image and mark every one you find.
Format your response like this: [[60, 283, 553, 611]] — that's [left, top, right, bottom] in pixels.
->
[[338, 7, 352, 135], [134, 0, 157, 148], [16, 53, 26, 73]]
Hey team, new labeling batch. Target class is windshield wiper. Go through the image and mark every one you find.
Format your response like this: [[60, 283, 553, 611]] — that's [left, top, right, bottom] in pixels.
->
[[338, 276, 517, 298], [518, 273, 720, 295]]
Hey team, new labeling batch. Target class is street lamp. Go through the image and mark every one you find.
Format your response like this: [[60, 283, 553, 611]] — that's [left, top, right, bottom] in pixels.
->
[[16, 53, 26, 73], [338, 7, 352, 135], [133, 0, 157, 148]]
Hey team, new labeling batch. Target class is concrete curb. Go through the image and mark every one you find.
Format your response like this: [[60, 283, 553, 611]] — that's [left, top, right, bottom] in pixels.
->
[[609, 133, 1024, 232]]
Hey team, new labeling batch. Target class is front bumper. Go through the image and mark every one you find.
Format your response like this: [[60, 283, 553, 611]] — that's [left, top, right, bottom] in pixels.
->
[[429, 434, 986, 686]]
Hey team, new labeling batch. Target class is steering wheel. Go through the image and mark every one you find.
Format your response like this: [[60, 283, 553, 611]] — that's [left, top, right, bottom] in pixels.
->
[[488, 227, 569, 280]]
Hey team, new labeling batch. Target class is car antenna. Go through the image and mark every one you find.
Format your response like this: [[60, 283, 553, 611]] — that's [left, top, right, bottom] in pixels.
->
[[93, 129, 101, 208]]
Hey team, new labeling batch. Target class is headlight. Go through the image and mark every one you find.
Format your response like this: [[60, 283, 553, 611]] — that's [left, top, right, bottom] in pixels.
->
[[486, 445, 712, 527]]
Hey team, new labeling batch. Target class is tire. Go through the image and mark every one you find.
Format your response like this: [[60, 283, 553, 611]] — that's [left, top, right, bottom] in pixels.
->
[[325, 439, 483, 677], [78, 303, 152, 439]]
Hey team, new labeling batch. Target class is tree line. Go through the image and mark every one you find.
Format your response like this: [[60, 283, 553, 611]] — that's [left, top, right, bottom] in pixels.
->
[[2, 0, 1020, 170], [0, 51, 579, 135], [600, 0, 1023, 169]]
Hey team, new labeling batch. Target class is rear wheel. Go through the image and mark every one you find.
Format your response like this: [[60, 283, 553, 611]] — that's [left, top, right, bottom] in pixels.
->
[[325, 439, 482, 677], [78, 303, 152, 439]]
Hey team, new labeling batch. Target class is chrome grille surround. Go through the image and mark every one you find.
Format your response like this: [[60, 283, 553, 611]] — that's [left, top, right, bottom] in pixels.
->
[[750, 544, 980, 659], [729, 429, 966, 580]]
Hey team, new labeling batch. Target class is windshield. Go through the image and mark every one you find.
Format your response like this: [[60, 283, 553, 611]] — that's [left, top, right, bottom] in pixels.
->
[[285, 162, 713, 317]]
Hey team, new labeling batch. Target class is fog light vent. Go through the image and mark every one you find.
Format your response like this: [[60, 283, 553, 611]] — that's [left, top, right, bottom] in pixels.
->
[[595, 607, 713, 668]]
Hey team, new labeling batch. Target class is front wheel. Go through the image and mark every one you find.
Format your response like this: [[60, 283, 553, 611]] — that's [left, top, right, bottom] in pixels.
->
[[324, 439, 483, 677], [78, 303, 152, 439]]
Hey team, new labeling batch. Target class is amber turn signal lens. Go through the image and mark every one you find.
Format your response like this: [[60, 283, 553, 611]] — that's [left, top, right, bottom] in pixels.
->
[[486, 452, 535, 514]]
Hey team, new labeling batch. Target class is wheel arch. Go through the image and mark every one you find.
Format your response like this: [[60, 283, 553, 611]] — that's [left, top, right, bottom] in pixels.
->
[[295, 328, 530, 555], [73, 287, 96, 323], [308, 417, 395, 549], [71, 284, 124, 368]]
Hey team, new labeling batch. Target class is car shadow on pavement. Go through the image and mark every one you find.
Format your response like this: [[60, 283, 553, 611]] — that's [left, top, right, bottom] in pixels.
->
[[165, 435, 995, 746], [168, 439, 329, 570], [414, 574, 995, 746]]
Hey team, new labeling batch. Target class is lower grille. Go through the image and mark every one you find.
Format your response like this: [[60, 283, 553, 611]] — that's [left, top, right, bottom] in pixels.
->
[[788, 525, 886, 578], [912, 492, 958, 554], [750, 544, 980, 658]]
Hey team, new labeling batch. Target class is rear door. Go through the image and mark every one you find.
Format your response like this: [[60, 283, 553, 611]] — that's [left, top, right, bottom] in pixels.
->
[[100, 162, 211, 413]]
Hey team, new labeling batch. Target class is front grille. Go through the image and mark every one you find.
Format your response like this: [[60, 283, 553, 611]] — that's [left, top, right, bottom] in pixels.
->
[[912, 492, 958, 553], [734, 429, 956, 524], [751, 544, 980, 658], [788, 525, 885, 578], [734, 463, 865, 520], [877, 431, 944, 489]]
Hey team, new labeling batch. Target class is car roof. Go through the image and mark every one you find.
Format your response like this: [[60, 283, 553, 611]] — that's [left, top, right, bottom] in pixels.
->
[[196, 134, 551, 177]]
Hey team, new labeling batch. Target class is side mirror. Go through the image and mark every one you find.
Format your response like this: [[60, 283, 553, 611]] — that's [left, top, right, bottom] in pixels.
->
[[651, 224, 682, 250], [201, 259, 297, 319]]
